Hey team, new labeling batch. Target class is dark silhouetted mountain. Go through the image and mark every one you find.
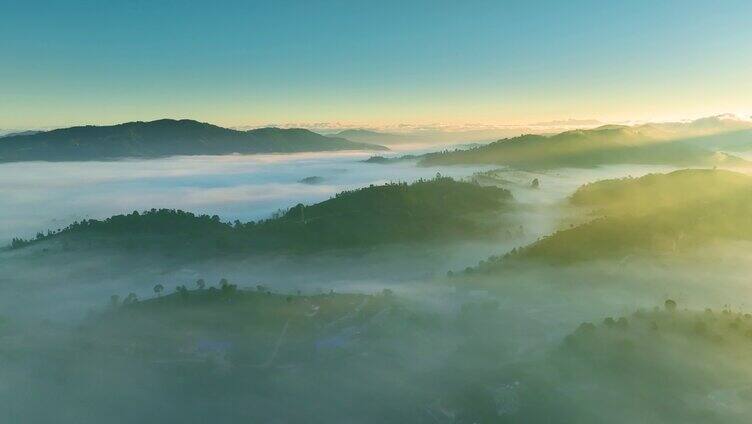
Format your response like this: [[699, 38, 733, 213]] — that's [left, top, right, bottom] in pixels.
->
[[0, 119, 388, 162]]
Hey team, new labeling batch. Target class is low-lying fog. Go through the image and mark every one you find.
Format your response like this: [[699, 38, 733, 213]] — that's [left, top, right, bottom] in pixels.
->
[[5, 150, 752, 423], [0, 150, 679, 244], [0, 149, 687, 318], [0, 151, 487, 243], [1, 150, 693, 320]]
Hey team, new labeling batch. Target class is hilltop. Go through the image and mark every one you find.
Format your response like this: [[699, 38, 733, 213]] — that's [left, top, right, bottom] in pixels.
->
[[416, 116, 752, 169], [419, 126, 747, 169], [570, 169, 752, 216], [23, 286, 752, 423], [467, 169, 752, 270], [12, 176, 513, 256], [82, 284, 398, 369], [0, 119, 387, 162]]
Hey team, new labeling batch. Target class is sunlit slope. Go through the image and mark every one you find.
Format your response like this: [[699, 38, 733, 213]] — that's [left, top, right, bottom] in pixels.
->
[[472, 169, 752, 268], [571, 169, 752, 216], [418, 126, 748, 169], [12, 177, 513, 255], [680, 129, 752, 152]]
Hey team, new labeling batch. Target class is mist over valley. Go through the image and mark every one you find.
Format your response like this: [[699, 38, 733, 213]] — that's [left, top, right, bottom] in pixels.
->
[[4, 2, 752, 421]]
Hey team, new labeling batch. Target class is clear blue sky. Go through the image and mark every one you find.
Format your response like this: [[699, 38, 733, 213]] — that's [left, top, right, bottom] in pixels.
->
[[2, 0, 751, 128]]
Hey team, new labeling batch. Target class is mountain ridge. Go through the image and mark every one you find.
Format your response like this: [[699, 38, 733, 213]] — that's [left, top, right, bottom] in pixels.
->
[[417, 118, 752, 169], [0, 119, 388, 162], [464, 169, 752, 271], [10, 176, 513, 255]]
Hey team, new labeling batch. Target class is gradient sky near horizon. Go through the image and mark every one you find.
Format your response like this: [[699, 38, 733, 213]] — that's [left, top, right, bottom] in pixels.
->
[[2, 0, 751, 129]]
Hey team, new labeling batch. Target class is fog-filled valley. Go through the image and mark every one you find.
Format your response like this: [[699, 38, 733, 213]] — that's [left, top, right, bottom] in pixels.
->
[[4, 119, 752, 423], [7, 1, 752, 420]]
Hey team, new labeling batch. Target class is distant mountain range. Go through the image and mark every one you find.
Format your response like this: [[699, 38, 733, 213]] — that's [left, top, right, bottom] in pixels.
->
[[333, 129, 412, 144], [332, 128, 536, 146], [0, 119, 388, 162], [0, 130, 41, 138], [418, 115, 752, 169], [528, 118, 603, 127]]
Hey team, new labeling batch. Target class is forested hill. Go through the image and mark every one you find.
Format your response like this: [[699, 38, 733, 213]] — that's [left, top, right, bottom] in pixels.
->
[[418, 126, 748, 169], [0, 119, 387, 162], [12, 177, 512, 255], [570, 169, 752, 217], [464, 169, 752, 271]]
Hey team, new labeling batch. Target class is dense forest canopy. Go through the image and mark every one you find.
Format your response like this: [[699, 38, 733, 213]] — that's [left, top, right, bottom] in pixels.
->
[[466, 169, 752, 270], [571, 169, 752, 217], [88, 284, 398, 369], [5, 2, 752, 421], [11, 176, 513, 255], [9, 285, 750, 423]]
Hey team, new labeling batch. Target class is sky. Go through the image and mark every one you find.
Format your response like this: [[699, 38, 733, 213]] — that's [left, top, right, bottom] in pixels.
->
[[1, 0, 751, 130]]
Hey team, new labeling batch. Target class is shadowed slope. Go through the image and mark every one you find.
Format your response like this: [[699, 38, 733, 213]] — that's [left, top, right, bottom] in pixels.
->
[[0, 119, 387, 162]]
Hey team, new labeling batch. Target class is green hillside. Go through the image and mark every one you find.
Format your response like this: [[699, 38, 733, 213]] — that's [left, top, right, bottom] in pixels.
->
[[19, 289, 752, 423], [470, 169, 752, 269], [12, 176, 513, 255], [418, 126, 748, 169], [571, 169, 752, 217]]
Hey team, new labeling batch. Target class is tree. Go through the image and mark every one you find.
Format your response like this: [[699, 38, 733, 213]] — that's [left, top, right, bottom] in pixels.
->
[[616, 317, 629, 330], [176, 285, 189, 300], [123, 293, 139, 305], [110, 294, 120, 308], [221, 281, 237, 296], [196, 278, 206, 290], [153, 284, 164, 297], [219, 278, 229, 288], [10, 238, 30, 249], [665, 299, 677, 312]]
